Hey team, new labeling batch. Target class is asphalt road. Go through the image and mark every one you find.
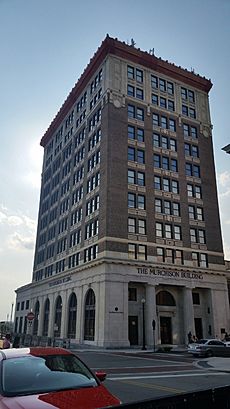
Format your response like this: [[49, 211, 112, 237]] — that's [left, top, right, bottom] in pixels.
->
[[75, 350, 230, 404]]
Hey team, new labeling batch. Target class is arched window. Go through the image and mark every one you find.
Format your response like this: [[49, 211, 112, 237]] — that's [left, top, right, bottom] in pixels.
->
[[54, 296, 62, 337], [156, 291, 176, 306], [33, 301, 40, 335], [67, 293, 77, 339], [84, 289, 95, 341], [43, 298, 50, 336]]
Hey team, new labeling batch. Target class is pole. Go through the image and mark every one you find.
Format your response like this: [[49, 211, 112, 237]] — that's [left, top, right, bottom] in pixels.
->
[[142, 301, 146, 350]]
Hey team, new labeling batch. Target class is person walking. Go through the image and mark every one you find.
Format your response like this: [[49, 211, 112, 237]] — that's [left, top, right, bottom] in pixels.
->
[[3, 334, 11, 349]]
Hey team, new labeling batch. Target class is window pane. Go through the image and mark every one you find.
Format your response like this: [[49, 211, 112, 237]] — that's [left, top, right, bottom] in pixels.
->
[[128, 125, 135, 139]]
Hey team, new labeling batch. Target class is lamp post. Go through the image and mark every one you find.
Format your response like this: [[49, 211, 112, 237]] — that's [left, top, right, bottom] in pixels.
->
[[141, 298, 146, 350]]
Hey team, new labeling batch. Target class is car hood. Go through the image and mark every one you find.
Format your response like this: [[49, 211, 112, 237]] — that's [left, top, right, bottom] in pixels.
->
[[0, 384, 120, 409]]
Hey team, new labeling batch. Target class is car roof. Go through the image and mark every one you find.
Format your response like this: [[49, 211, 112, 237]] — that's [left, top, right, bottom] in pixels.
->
[[0, 347, 73, 361]]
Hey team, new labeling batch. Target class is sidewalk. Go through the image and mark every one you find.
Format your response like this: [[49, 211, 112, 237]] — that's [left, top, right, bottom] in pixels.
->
[[197, 357, 230, 373]]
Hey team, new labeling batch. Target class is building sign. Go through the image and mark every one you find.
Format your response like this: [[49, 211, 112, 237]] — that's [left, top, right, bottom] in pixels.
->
[[49, 276, 72, 288], [137, 268, 203, 280]]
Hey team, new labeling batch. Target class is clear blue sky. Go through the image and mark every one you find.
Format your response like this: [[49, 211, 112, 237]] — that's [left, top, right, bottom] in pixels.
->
[[0, 0, 229, 321]]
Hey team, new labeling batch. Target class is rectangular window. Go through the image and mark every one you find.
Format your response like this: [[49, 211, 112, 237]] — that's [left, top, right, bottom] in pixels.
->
[[128, 243, 136, 259], [188, 90, 195, 103], [189, 108, 196, 119], [165, 224, 172, 239], [157, 247, 164, 262], [128, 147, 135, 161], [175, 250, 183, 265], [191, 126, 197, 139], [171, 180, 179, 194], [185, 143, 191, 156], [190, 228, 197, 243], [128, 169, 135, 184], [161, 116, 167, 129], [128, 193, 135, 208], [129, 287, 137, 301], [137, 108, 144, 121], [198, 229, 205, 244], [156, 222, 163, 237], [200, 253, 208, 267], [164, 200, 171, 215], [191, 145, 199, 158], [154, 154, 161, 168], [181, 87, 187, 100], [160, 97, 167, 108], [154, 176, 161, 190], [138, 245, 147, 260], [169, 119, 176, 132], [174, 225, 181, 240], [165, 248, 173, 264], [136, 88, 144, 100], [183, 124, 189, 137], [127, 65, 134, 79], [168, 100, 175, 111], [192, 292, 200, 305], [182, 105, 188, 116], [151, 75, 158, 89], [152, 94, 158, 105], [153, 113, 160, 126], [172, 202, 180, 216], [189, 205, 195, 219], [186, 163, 192, 176], [195, 185, 202, 198], [159, 78, 166, 92], [155, 198, 162, 213], [187, 184, 193, 197], [138, 219, 146, 235], [153, 133, 160, 147], [137, 171, 145, 186], [161, 136, 168, 149], [197, 207, 204, 221], [128, 125, 135, 139], [192, 252, 199, 267], [163, 178, 170, 192], [136, 69, 143, 83], [137, 195, 145, 210], [137, 149, 145, 164], [127, 84, 135, 97], [193, 165, 200, 178], [162, 156, 169, 170], [128, 104, 135, 118], [137, 128, 144, 142], [128, 217, 136, 233], [167, 82, 174, 95], [171, 159, 178, 172]]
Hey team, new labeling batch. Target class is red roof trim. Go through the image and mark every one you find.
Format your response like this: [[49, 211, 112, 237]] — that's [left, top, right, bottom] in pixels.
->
[[40, 35, 212, 147]]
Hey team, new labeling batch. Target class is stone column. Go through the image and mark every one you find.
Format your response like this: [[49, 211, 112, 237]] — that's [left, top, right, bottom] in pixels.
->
[[37, 297, 45, 336], [183, 287, 195, 344], [48, 293, 55, 338], [60, 290, 68, 338], [145, 285, 157, 348]]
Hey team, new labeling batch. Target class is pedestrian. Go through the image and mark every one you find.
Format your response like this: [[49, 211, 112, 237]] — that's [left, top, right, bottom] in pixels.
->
[[187, 331, 193, 344], [3, 334, 11, 349]]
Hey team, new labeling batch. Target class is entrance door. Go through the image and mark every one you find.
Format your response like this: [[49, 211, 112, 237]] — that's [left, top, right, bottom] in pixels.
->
[[128, 316, 138, 345], [160, 316, 172, 344], [194, 318, 203, 339]]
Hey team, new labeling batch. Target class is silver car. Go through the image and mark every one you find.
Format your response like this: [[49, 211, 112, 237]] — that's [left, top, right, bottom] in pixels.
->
[[187, 338, 230, 357]]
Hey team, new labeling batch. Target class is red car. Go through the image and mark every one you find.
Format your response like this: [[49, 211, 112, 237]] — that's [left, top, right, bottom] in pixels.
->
[[0, 347, 121, 409]]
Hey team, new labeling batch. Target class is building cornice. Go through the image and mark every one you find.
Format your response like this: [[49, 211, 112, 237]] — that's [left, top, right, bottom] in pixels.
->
[[40, 35, 212, 148]]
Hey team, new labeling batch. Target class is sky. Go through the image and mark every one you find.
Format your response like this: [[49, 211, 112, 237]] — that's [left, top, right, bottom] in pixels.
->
[[0, 0, 229, 322]]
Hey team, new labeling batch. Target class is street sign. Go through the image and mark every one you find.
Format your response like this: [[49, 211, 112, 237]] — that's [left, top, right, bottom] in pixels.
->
[[27, 312, 35, 321]]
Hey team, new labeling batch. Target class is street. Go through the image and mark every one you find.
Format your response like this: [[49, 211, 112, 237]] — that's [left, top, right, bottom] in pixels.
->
[[75, 351, 230, 404]]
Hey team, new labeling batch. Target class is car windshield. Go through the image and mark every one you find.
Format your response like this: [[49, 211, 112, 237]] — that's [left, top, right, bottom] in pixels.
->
[[2, 354, 98, 397], [197, 339, 209, 344]]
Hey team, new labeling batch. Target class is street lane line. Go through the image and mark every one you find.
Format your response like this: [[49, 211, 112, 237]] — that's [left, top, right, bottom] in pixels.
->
[[107, 372, 228, 380], [115, 378, 185, 394]]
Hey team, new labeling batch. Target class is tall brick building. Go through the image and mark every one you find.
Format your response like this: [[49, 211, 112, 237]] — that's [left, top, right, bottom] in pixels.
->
[[15, 36, 229, 347]]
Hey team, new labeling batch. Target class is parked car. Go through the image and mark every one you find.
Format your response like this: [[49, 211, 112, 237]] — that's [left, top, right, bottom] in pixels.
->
[[187, 338, 230, 357], [0, 347, 121, 409]]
